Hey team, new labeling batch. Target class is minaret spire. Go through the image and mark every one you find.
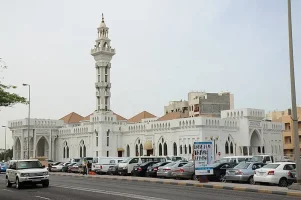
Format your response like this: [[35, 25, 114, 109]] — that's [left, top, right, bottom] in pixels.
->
[[102, 13, 104, 22]]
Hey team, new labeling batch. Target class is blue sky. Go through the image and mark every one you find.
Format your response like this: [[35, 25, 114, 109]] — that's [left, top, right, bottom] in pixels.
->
[[0, 0, 301, 148]]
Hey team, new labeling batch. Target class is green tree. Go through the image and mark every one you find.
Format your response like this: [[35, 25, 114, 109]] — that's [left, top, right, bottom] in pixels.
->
[[0, 58, 27, 108], [0, 149, 13, 161]]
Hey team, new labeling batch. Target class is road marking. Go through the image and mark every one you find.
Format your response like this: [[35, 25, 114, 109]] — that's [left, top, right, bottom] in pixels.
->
[[52, 184, 169, 200], [35, 196, 51, 200], [2, 189, 13, 192]]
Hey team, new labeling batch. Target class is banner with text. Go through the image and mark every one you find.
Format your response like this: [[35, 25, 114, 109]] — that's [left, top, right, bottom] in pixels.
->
[[194, 141, 214, 175]]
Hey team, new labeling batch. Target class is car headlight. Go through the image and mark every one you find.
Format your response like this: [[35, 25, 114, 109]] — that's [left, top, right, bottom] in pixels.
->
[[21, 173, 30, 177], [43, 171, 49, 175]]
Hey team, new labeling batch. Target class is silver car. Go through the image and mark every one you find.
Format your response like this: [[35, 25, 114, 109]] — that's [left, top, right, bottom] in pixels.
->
[[171, 162, 197, 180], [225, 162, 265, 184], [157, 161, 188, 178]]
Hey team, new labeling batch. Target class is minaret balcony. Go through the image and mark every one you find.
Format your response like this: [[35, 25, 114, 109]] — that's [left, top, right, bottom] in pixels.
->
[[91, 47, 115, 55], [95, 82, 111, 88]]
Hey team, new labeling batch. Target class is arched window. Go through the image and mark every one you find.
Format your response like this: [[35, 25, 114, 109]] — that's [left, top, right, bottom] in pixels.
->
[[83, 145, 86, 157], [106, 130, 110, 146], [63, 147, 66, 158], [225, 142, 229, 154], [262, 146, 265, 153], [184, 145, 187, 154], [136, 144, 139, 156], [189, 144, 192, 154], [179, 145, 182, 154], [230, 142, 233, 154], [67, 147, 69, 158], [258, 146, 261, 153], [127, 145, 130, 157], [173, 143, 177, 156], [139, 144, 143, 156], [163, 143, 168, 156], [80, 146, 83, 157], [159, 143, 162, 156]]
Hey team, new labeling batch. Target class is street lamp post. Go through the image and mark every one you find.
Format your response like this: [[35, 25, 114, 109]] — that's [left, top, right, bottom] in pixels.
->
[[1, 126, 6, 160], [287, 0, 301, 186], [23, 83, 31, 159]]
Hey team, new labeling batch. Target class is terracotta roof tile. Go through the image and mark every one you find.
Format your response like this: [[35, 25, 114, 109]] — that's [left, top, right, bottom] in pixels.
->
[[83, 113, 93, 121], [127, 111, 157, 123], [113, 112, 127, 121], [157, 112, 189, 121], [60, 112, 84, 124]]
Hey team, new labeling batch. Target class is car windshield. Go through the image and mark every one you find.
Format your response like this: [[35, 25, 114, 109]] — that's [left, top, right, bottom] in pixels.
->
[[251, 156, 262, 162], [120, 158, 132, 163], [234, 162, 251, 169], [183, 162, 194, 167], [165, 162, 177, 167], [262, 164, 280, 169], [17, 161, 43, 169], [219, 158, 230, 163]]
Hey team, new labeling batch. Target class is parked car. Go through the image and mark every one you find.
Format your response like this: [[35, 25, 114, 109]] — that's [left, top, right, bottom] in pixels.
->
[[0, 162, 8, 173], [132, 161, 159, 177], [157, 161, 188, 178], [48, 162, 62, 172], [69, 163, 81, 173], [146, 162, 171, 177], [254, 162, 296, 187], [51, 163, 70, 172], [288, 169, 297, 185], [251, 155, 274, 164], [171, 162, 197, 180], [107, 165, 119, 175], [62, 163, 75, 172], [225, 162, 265, 184], [206, 162, 234, 182]]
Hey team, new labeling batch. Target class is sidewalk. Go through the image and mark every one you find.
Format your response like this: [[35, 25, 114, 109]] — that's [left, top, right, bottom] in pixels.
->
[[50, 172, 301, 197]]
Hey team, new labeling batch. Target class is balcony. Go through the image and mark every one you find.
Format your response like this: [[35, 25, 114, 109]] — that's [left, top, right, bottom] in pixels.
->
[[95, 82, 111, 88], [91, 47, 115, 55]]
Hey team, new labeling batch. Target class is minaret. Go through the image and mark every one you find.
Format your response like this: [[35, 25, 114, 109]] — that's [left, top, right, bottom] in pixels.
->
[[91, 14, 115, 112]]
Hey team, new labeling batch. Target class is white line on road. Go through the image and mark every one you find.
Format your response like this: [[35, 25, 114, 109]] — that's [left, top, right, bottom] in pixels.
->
[[52, 184, 169, 200], [2, 189, 13, 192], [35, 196, 51, 200]]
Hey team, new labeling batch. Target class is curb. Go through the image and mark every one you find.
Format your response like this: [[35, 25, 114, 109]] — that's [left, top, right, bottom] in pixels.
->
[[50, 173, 301, 198]]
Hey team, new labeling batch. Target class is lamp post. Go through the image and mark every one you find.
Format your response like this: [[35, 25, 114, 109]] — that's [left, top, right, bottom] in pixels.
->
[[287, 0, 301, 186], [1, 126, 6, 160], [23, 83, 31, 159]]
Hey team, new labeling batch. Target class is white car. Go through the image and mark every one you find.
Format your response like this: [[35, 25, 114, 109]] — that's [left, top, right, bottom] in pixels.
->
[[5, 159, 49, 189], [51, 163, 69, 172], [254, 162, 295, 187]]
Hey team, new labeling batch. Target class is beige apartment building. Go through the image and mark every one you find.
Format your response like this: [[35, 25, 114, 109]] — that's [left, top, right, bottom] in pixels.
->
[[267, 107, 301, 158], [164, 91, 234, 118]]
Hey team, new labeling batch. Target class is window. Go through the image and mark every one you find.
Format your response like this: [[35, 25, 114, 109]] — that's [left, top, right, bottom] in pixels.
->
[[139, 144, 143, 156], [189, 145, 191, 154], [225, 142, 229, 154], [96, 151, 98, 157], [105, 75, 108, 82], [63, 147, 66, 158], [159, 143, 162, 156], [109, 160, 116, 164], [173, 143, 177, 156], [163, 143, 168, 156], [283, 164, 295, 170], [180, 145, 182, 154], [107, 130, 110, 146], [107, 151, 109, 157], [184, 145, 187, 154], [262, 164, 279, 169], [67, 147, 69, 158]]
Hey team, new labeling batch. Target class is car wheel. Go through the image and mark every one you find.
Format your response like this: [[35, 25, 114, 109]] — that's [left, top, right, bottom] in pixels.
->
[[6, 178, 12, 187], [249, 176, 255, 185], [15, 178, 22, 189], [219, 174, 226, 182], [279, 178, 288, 187]]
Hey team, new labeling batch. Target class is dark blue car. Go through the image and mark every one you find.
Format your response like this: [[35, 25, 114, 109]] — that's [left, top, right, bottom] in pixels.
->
[[0, 162, 8, 173]]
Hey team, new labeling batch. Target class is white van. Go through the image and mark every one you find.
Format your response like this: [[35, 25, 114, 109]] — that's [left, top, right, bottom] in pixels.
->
[[219, 156, 252, 165], [69, 158, 81, 163], [250, 155, 274, 164], [92, 157, 126, 174], [117, 156, 167, 175]]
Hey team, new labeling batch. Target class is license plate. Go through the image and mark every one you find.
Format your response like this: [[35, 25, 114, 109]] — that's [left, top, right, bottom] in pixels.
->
[[32, 179, 41, 182]]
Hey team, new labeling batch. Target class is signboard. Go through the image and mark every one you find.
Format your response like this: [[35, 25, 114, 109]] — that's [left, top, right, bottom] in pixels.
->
[[194, 141, 214, 175]]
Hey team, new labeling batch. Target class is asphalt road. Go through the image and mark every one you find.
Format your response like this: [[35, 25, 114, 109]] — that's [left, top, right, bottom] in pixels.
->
[[0, 174, 300, 200]]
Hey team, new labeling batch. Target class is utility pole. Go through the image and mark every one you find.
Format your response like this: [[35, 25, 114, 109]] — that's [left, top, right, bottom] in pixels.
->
[[287, 0, 301, 186]]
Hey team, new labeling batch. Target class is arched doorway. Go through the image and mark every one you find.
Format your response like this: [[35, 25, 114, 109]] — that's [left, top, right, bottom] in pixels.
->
[[250, 130, 261, 155], [15, 137, 21, 159], [36, 136, 49, 157]]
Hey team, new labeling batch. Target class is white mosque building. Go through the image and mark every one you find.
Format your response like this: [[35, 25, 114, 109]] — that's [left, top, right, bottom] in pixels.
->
[[8, 16, 284, 162]]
